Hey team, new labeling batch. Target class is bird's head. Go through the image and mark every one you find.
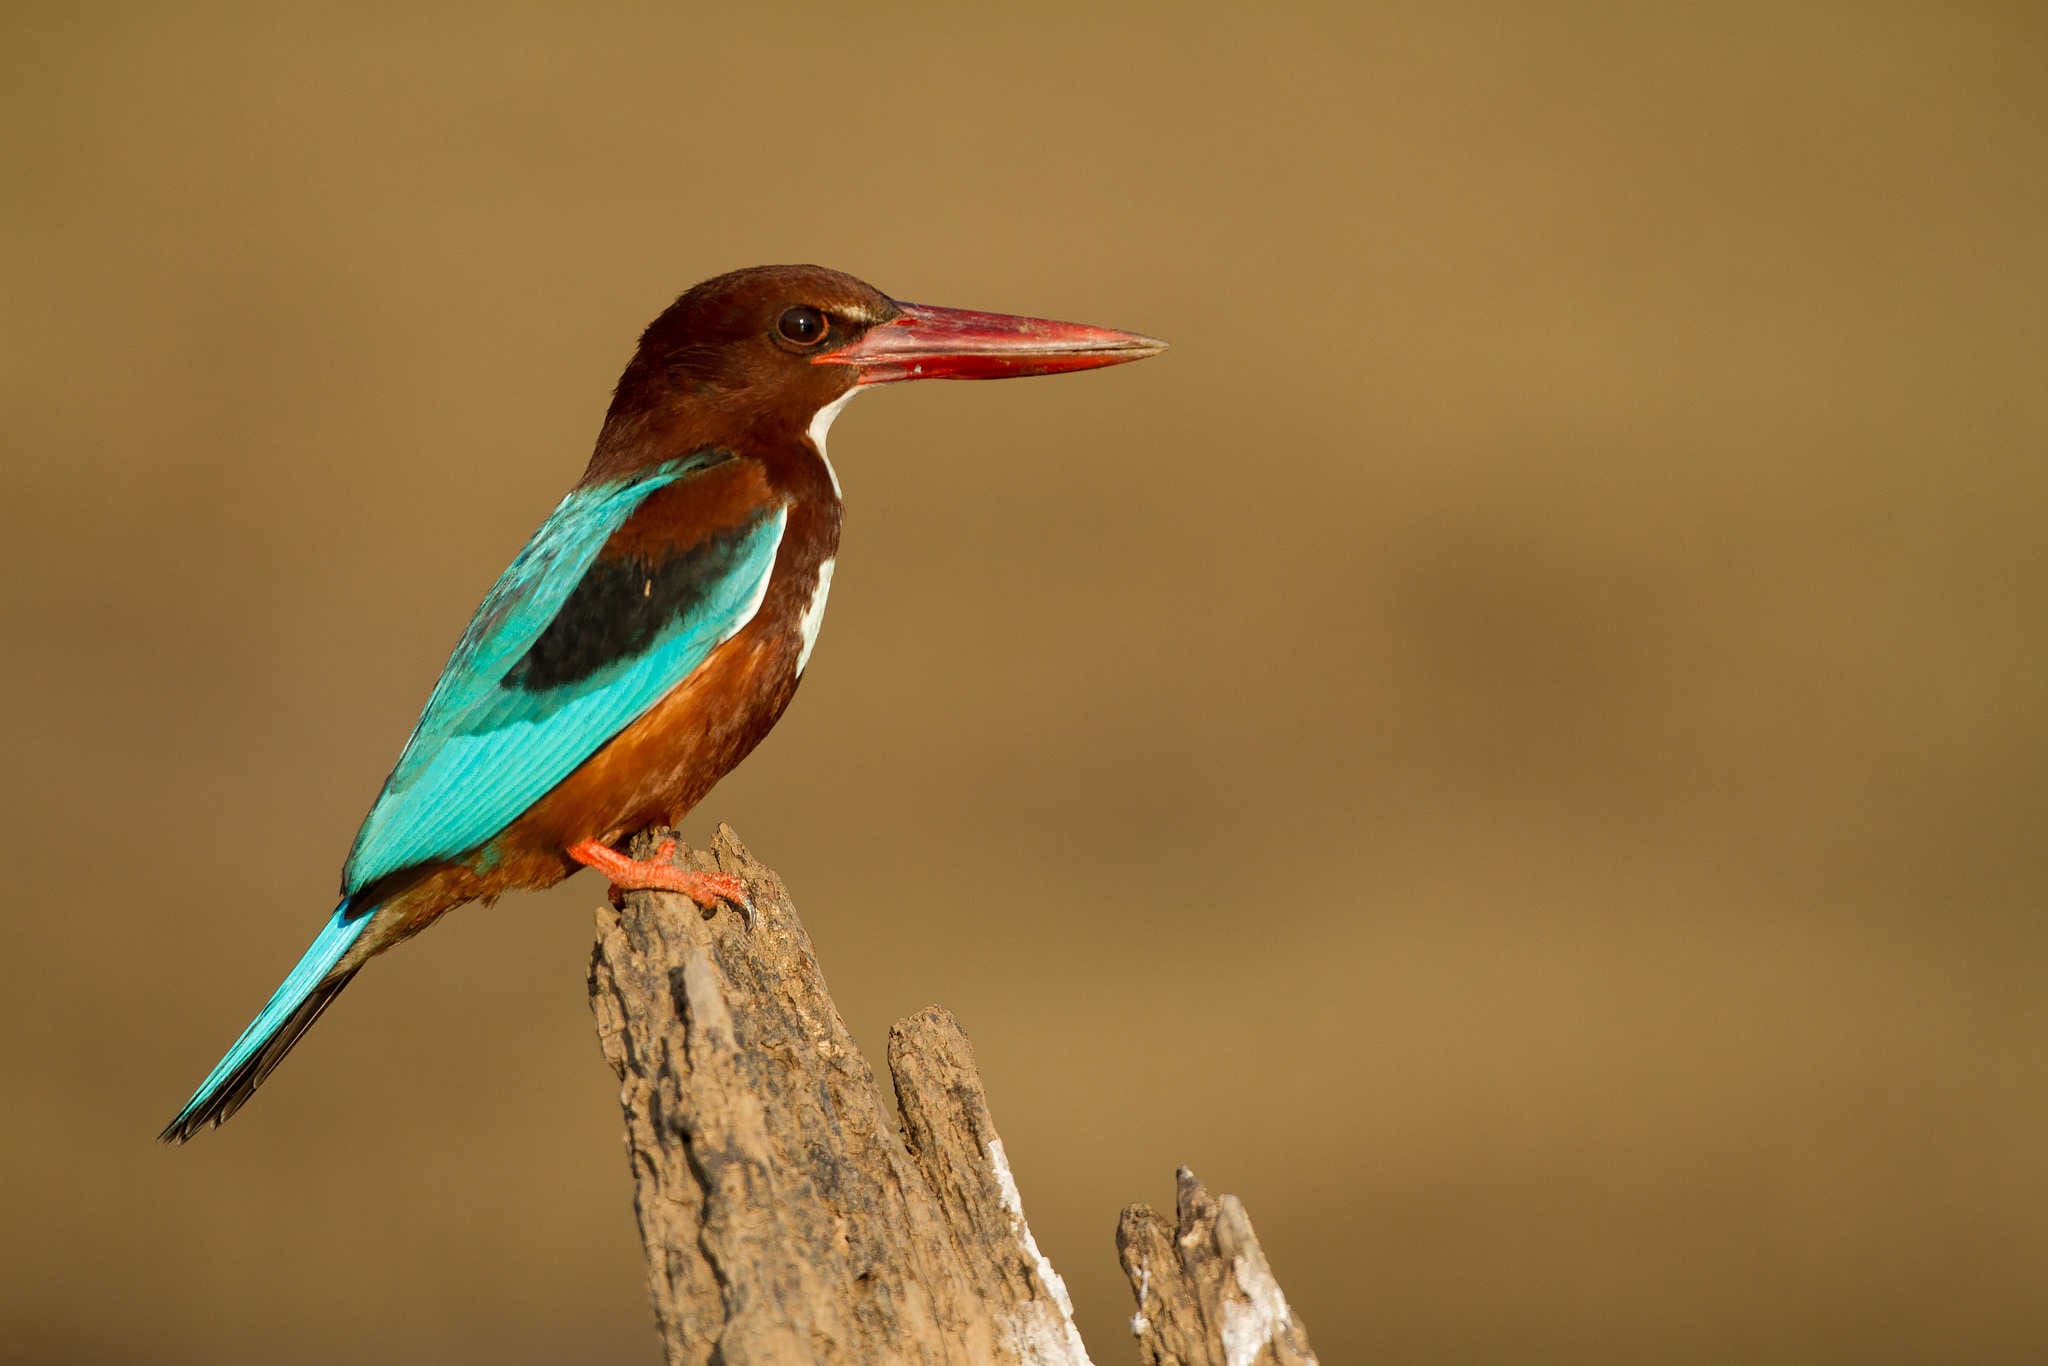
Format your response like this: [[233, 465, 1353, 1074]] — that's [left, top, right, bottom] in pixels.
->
[[587, 264, 1164, 479]]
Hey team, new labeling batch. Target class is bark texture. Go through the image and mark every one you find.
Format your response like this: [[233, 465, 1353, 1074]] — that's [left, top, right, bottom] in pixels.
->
[[1117, 1171, 1319, 1366], [588, 824, 1315, 1366]]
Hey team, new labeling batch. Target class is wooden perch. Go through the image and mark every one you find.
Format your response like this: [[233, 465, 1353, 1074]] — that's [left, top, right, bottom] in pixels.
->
[[1117, 1173, 1320, 1366], [588, 824, 1316, 1365]]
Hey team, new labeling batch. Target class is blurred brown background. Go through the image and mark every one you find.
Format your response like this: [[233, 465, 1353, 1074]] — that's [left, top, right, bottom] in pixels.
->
[[3, 4, 2044, 1363]]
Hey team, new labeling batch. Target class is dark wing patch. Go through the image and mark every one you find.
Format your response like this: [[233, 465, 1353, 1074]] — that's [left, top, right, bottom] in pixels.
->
[[505, 523, 777, 694], [341, 453, 787, 895]]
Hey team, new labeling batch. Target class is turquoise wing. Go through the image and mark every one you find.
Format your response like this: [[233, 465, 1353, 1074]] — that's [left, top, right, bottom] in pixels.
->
[[341, 453, 786, 894]]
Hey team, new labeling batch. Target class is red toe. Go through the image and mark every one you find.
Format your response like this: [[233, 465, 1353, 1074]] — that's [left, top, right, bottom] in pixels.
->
[[569, 838, 748, 912]]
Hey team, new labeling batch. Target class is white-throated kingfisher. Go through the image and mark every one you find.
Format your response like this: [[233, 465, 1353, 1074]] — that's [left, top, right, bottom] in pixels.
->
[[162, 264, 1164, 1141]]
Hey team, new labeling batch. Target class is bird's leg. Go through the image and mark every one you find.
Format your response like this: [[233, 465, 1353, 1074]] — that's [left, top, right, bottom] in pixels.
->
[[568, 838, 752, 924]]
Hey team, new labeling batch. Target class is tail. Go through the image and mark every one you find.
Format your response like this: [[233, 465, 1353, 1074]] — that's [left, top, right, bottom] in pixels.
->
[[159, 900, 374, 1143]]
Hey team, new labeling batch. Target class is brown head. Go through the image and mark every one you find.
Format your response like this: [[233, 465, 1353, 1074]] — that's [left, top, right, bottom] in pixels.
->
[[585, 264, 1164, 482]]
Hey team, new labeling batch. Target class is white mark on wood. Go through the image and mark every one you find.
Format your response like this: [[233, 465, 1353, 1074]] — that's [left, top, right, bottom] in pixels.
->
[[1220, 1240, 1312, 1366], [805, 388, 859, 499], [987, 1138, 1093, 1365], [679, 950, 734, 1049], [794, 557, 834, 676], [1129, 1265, 1151, 1336]]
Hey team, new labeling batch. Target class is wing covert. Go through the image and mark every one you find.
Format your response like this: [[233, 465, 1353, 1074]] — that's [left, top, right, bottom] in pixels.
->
[[342, 453, 785, 894]]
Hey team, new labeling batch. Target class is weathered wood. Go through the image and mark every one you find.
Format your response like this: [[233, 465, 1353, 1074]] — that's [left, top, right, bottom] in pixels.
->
[[588, 824, 1314, 1365], [1117, 1171, 1318, 1366]]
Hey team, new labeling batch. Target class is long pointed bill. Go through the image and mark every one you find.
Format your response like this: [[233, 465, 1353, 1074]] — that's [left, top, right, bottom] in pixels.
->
[[817, 301, 1167, 385]]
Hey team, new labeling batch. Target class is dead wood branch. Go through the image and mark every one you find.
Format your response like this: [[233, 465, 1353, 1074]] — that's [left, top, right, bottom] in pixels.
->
[[588, 824, 1315, 1365]]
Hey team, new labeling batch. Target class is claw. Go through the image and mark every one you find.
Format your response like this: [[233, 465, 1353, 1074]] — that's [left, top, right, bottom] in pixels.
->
[[569, 838, 754, 924]]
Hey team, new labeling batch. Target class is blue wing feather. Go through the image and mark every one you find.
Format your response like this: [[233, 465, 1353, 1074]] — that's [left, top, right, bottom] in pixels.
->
[[342, 453, 785, 893]]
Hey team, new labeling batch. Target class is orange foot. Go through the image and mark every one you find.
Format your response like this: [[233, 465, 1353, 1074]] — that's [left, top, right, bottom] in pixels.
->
[[568, 838, 753, 924]]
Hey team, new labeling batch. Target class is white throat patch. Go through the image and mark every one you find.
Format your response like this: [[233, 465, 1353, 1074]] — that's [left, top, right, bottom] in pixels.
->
[[805, 388, 860, 499], [795, 557, 835, 675]]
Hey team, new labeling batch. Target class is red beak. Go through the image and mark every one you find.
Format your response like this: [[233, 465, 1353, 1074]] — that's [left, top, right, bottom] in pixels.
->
[[818, 301, 1167, 385]]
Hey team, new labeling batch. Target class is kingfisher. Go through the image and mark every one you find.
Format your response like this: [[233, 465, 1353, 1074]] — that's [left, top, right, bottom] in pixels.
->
[[162, 265, 1164, 1142]]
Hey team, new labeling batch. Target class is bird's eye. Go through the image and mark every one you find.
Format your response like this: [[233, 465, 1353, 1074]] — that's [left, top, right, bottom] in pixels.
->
[[777, 305, 829, 347]]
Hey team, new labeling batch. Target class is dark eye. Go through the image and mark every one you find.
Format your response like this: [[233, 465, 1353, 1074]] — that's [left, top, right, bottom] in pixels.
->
[[777, 305, 828, 346]]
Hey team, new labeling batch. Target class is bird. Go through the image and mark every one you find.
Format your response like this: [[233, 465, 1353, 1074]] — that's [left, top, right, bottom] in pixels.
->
[[161, 264, 1164, 1142]]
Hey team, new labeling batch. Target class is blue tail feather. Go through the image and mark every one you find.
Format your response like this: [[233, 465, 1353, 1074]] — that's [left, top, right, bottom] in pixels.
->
[[160, 901, 373, 1142]]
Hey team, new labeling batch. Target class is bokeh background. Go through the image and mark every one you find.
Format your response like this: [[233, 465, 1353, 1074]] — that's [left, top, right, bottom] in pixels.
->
[[4, 5, 2044, 1363]]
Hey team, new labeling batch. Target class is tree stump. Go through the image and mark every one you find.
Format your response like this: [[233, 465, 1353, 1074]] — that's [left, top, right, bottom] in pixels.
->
[[588, 824, 1316, 1365]]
